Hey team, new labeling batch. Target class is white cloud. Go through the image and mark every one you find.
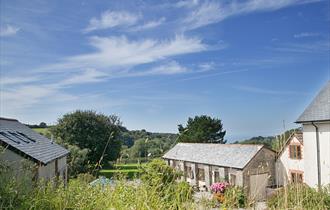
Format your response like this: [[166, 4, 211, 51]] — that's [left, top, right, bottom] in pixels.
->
[[0, 85, 74, 112], [142, 61, 188, 75], [273, 40, 330, 53], [293, 32, 320, 38], [184, 0, 322, 30], [175, 0, 200, 8], [1, 76, 39, 85], [59, 68, 108, 86], [84, 10, 140, 32], [235, 85, 309, 95], [130, 17, 166, 31], [0, 24, 20, 37], [39, 35, 207, 73], [198, 62, 215, 72]]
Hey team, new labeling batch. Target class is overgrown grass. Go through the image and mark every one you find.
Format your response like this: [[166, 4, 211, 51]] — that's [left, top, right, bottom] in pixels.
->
[[267, 184, 330, 209], [0, 159, 200, 210]]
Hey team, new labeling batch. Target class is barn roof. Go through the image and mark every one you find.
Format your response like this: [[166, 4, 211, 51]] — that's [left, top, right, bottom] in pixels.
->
[[296, 81, 330, 123], [0, 117, 69, 164], [163, 143, 271, 169]]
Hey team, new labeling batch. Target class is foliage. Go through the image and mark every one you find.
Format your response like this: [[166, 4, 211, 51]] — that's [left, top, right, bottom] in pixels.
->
[[234, 136, 275, 148], [65, 144, 90, 177], [178, 115, 226, 143], [0, 150, 35, 210], [222, 186, 246, 208], [141, 159, 181, 188], [236, 128, 300, 151], [76, 173, 96, 184], [0, 159, 196, 210], [267, 184, 330, 209], [51, 110, 122, 167], [119, 131, 177, 162]]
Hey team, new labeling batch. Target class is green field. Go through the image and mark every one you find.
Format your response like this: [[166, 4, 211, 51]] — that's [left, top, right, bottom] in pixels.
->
[[32, 128, 49, 135], [99, 163, 143, 179]]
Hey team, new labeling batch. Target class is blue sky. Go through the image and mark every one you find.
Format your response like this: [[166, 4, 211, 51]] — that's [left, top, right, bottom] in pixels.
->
[[1, 0, 329, 141]]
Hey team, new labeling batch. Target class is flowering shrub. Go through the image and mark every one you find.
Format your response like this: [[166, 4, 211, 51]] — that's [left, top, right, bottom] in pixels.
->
[[210, 182, 229, 193]]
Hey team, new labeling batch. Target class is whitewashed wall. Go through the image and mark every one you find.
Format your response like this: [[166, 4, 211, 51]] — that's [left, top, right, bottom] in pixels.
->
[[0, 147, 67, 183], [303, 122, 330, 187], [276, 136, 304, 186], [38, 156, 67, 182], [0, 148, 34, 180]]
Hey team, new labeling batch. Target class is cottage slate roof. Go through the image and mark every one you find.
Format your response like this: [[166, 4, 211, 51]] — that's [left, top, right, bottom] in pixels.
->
[[296, 81, 330, 123], [162, 143, 267, 169], [0, 117, 69, 164]]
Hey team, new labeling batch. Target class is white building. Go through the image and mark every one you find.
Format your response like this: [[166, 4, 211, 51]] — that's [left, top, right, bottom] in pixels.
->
[[276, 131, 304, 186], [295, 81, 330, 189], [0, 117, 69, 184]]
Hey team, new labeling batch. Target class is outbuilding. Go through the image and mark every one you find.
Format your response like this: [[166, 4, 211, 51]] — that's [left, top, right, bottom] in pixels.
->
[[0, 117, 69, 184], [163, 143, 276, 200]]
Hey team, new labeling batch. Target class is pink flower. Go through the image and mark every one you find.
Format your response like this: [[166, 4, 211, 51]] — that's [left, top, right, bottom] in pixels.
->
[[211, 182, 229, 193]]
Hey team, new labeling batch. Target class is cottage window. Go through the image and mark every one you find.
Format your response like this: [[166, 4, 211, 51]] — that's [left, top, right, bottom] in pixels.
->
[[289, 145, 302, 159], [197, 168, 205, 181], [185, 166, 194, 179], [291, 172, 303, 183], [214, 171, 220, 182], [230, 174, 236, 185]]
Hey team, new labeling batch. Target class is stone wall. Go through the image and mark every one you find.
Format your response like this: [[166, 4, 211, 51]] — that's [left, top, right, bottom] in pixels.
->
[[243, 147, 276, 195]]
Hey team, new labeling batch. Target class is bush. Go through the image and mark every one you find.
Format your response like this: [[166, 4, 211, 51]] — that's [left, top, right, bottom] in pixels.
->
[[141, 159, 181, 188], [222, 186, 246, 208], [267, 184, 330, 209]]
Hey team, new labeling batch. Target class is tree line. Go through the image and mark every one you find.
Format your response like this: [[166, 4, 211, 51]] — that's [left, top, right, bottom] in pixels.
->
[[31, 110, 227, 177]]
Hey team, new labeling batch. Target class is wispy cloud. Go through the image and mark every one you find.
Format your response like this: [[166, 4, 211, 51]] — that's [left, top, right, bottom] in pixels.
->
[[198, 62, 215, 72], [235, 85, 309, 95], [183, 0, 322, 30], [130, 17, 166, 31], [273, 40, 330, 53], [84, 10, 140, 32], [59, 68, 108, 86], [179, 69, 249, 81], [175, 0, 200, 8], [40, 35, 207, 72], [293, 32, 320, 38], [0, 24, 20, 37], [142, 61, 188, 75], [1, 76, 39, 86]]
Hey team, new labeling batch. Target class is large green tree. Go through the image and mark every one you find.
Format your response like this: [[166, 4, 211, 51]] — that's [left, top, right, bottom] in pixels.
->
[[178, 115, 226, 143], [52, 110, 122, 166]]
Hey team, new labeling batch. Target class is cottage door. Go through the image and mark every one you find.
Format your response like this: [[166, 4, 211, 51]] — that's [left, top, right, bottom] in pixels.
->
[[249, 173, 268, 201]]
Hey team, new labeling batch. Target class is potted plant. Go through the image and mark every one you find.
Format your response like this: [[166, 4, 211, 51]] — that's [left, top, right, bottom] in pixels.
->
[[210, 182, 229, 203]]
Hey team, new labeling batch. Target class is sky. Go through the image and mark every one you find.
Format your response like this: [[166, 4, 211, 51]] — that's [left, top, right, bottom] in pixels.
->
[[0, 0, 329, 141]]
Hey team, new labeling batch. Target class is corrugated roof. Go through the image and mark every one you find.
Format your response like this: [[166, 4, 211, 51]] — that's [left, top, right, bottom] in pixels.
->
[[162, 143, 267, 169], [296, 81, 330, 123], [0, 118, 69, 164]]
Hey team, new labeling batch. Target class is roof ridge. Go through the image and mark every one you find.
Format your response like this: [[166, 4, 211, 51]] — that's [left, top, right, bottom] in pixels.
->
[[0, 117, 18, 122], [177, 142, 264, 147]]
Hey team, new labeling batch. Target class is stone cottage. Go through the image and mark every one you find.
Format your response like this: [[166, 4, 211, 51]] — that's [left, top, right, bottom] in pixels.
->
[[163, 143, 276, 200]]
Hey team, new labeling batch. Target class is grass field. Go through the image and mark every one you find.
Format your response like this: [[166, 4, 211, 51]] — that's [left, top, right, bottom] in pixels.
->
[[32, 128, 49, 135], [99, 163, 143, 179]]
